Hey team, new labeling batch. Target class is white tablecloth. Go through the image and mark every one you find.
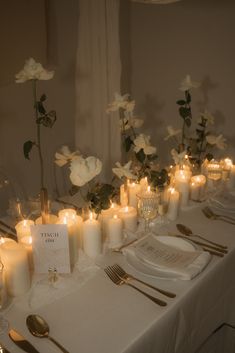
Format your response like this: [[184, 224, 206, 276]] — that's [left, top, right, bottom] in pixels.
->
[[2, 205, 235, 353]]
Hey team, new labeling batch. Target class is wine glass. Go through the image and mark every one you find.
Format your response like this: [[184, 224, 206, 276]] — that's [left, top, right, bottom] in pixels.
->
[[137, 190, 158, 235]]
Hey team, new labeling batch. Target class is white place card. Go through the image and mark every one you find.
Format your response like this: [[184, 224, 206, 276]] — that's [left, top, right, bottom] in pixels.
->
[[31, 224, 71, 274]]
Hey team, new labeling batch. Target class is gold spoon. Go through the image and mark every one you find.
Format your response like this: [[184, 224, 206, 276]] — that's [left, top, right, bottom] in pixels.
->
[[176, 224, 228, 250], [26, 314, 70, 353]]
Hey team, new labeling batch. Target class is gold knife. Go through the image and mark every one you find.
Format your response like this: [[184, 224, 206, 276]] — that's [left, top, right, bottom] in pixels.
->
[[9, 329, 41, 353]]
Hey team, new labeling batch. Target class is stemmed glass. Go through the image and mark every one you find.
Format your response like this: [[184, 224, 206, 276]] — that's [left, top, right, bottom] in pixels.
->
[[137, 190, 158, 235]]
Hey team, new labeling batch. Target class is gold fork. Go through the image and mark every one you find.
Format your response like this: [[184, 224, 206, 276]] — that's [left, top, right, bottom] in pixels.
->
[[104, 267, 167, 306], [111, 264, 176, 298]]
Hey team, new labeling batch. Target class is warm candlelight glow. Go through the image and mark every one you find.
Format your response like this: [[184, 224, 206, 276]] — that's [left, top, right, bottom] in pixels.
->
[[124, 206, 129, 213], [89, 211, 93, 221], [113, 214, 118, 219], [147, 185, 151, 192]]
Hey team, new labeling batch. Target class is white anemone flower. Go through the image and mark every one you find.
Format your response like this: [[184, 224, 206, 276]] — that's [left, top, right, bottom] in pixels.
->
[[206, 134, 227, 150], [70, 156, 102, 187], [15, 58, 54, 83], [164, 125, 182, 141], [199, 110, 214, 125], [112, 161, 137, 180], [171, 148, 187, 165], [133, 134, 157, 155], [106, 93, 129, 112], [179, 74, 200, 91], [55, 146, 80, 167]]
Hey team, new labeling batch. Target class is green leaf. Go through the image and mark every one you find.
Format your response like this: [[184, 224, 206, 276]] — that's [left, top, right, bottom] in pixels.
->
[[205, 153, 214, 161], [176, 100, 186, 106], [41, 111, 57, 128], [179, 106, 191, 119], [23, 140, 34, 160], [135, 149, 146, 163], [149, 169, 169, 188], [124, 136, 133, 152], [37, 101, 46, 115]]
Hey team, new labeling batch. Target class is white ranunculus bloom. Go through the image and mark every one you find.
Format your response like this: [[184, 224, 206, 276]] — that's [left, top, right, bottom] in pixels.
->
[[171, 148, 187, 165], [112, 161, 137, 180], [199, 110, 214, 125], [70, 156, 102, 187], [164, 125, 182, 141], [55, 146, 80, 167], [15, 58, 54, 83], [133, 134, 157, 155], [106, 93, 129, 112], [206, 134, 227, 150], [179, 74, 200, 91]]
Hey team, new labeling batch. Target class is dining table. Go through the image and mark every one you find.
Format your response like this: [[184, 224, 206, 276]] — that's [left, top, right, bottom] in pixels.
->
[[1, 202, 235, 353]]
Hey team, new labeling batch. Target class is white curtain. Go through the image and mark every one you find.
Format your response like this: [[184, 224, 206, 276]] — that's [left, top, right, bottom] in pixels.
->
[[75, 0, 121, 182]]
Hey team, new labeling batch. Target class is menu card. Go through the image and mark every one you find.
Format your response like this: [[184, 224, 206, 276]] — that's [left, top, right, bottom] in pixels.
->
[[134, 235, 200, 270], [31, 224, 71, 274]]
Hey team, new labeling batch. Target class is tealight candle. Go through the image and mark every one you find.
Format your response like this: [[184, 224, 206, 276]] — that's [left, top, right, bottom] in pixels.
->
[[190, 175, 206, 201], [15, 219, 34, 242], [128, 182, 141, 208], [83, 212, 102, 258], [167, 188, 180, 221], [221, 158, 233, 180], [107, 214, 123, 248], [118, 206, 137, 232], [0, 241, 30, 296], [175, 169, 192, 208]]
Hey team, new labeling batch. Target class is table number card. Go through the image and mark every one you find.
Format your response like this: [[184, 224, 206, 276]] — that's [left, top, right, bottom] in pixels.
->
[[31, 224, 71, 274]]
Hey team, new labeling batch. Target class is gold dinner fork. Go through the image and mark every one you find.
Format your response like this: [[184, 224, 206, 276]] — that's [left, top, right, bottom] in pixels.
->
[[111, 264, 176, 298], [104, 267, 167, 306]]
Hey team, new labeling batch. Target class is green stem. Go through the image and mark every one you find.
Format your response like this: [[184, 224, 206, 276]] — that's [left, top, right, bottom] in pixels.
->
[[32, 80, 44, 189]]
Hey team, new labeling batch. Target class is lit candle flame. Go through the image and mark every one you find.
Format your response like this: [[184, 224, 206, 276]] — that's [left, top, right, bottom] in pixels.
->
[[113, 214, 118, 219], [124, 206, 129, 212], [89, 212, 93, 220]]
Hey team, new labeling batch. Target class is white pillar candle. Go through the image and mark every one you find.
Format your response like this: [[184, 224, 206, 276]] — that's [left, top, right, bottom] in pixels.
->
[[167, 188, 180, 221], [128, 182, 141, 208], [0, 261, 8, 309], [35, 214, 58, 225], [140, 177, 148, 192], [107, 214, 123, 248], [57, 217, 78, 269], [15, 219, 34, 242], [83, 212, 102, 258], [120, 184, 128, 207], [190, 175, 206, 201], [118, 206, 138, 232], [19, 236, 33, 270], [175, 170, 191, 208], [100, 203, 120, 239], [0, 241, 30, 297], [58, 209, 83, 249]]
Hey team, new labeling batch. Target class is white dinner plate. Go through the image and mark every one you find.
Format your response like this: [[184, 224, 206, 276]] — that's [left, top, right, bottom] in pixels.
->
[[124, 235, 197, 280]]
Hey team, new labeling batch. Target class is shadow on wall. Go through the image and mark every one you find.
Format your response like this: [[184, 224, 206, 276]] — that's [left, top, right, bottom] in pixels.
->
[[196, 75, 218, 110], [139, 93, 165, 132]]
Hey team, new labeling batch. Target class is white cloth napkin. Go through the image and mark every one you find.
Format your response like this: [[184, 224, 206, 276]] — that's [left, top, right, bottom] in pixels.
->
[[124, 235, 211, 280]]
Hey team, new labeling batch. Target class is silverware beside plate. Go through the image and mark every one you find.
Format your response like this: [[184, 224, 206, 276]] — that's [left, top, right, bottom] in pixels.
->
[[9, 328, 41, 353]]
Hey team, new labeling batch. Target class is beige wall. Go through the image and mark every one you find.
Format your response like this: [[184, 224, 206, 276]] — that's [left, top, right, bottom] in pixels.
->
[[0, 0, 78, 211], [130, 0, 235, 166]]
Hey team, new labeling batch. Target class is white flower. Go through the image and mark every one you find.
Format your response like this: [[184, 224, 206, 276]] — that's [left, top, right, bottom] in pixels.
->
[[70, 156, 102, 187], [125, 100, 135, 112], [171, 148, 187, 165], [112, 161, 137, 180], [206, 134, 227, 150], [15, 58, 54, 83], [199, 110, 214, 125], [179, 74, 200, 91], [164, 125, 182, 141], [55, 146, 80, 167], [106, 93, 129, 112], [133, 134, 157, 155]]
